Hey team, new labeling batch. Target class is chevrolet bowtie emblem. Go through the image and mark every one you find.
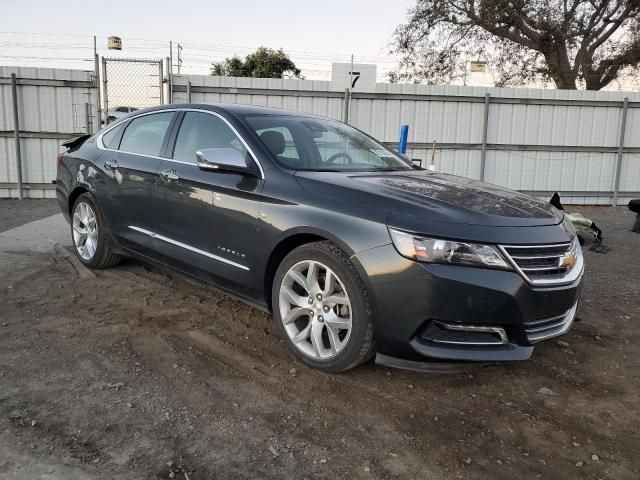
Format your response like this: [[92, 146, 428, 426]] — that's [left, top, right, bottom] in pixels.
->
[[559, 250, 577, 269]]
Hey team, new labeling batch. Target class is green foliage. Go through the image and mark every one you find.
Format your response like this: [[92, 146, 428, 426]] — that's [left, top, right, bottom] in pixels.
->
[[211, 47, 302, 79], [391, 0, 640, 90]]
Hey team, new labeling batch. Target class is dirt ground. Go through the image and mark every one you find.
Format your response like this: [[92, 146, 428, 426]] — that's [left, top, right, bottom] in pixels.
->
[[0, 199, 60, 233], [0, 203, 639, 480]]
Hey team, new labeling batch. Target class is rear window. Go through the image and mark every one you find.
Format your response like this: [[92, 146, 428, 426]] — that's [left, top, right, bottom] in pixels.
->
[[101, 123, 124, 149]]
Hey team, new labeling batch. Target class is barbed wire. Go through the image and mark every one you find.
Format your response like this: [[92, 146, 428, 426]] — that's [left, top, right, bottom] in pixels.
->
[[1, 31, 639, 86], [0, 31, 400, 80]]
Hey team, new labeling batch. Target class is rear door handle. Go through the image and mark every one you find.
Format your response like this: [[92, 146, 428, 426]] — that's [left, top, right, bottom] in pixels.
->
[[104, 160, 119, 170], [159, 169, 180, 182]]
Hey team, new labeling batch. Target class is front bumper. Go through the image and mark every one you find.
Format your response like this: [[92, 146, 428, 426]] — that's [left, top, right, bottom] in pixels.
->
[[352, 244, 583, 364]]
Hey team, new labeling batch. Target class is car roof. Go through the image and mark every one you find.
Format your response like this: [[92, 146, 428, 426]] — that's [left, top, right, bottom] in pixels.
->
[[137, 102, 328, 119]]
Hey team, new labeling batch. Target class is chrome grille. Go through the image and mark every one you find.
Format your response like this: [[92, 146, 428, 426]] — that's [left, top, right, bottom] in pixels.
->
[[500, 239, 583, 286], [525, 302, 578, 343]]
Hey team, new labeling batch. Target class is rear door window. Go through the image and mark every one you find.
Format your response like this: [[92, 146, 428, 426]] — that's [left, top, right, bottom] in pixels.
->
[[119, 112, 174, 157], [172, 111, 251, 164]]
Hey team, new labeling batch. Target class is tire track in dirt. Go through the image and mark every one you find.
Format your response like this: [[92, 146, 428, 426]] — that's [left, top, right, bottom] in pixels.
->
[[97, 260, 505, 431], [8, 221, 636, 480]]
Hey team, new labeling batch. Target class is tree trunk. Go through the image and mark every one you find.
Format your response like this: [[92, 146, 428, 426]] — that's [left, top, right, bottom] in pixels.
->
[[585, 76, 603, 90], [552, 74, 578, 89], [545, 50, 577, 89]]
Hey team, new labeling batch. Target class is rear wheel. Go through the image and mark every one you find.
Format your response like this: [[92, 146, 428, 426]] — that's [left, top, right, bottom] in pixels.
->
[[71, 193, 121, 269], [272, 241, 374, 372]]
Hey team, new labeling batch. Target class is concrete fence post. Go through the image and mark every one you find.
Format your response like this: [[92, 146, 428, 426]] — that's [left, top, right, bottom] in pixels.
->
[[85, 102, 91, 134], [10, 73, 24, 200], [613, 97, 629, 206], [480, 93, 490, 182], [186, 81, 192, 103], [342, 88, 351, 124]]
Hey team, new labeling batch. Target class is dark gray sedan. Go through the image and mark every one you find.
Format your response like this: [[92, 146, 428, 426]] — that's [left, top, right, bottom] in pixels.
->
[[56, 104, 583, 372]]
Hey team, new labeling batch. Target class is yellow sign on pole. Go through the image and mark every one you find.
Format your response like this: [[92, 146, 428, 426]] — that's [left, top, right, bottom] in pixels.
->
[[107, 36, 122, 50], [469, 61, 487, 73]]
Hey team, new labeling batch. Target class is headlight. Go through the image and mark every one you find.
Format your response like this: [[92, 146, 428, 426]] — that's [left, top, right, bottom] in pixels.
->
[[388, 228, 512, 270]]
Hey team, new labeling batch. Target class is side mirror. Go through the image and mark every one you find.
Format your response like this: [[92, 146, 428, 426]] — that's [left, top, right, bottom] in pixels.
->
[[196, 148, 256, 176], [411, 158, 423, 167]]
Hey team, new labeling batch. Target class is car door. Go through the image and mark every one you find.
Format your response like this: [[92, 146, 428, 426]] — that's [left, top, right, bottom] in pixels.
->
[[152, 110, 264, 295], [98, 111, 176, 255]]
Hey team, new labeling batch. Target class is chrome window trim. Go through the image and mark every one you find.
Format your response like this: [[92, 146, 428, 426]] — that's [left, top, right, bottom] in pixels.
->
[[128, 226, 249, 271], [498, 238, 584, 287], [96, 107, 265, 179]]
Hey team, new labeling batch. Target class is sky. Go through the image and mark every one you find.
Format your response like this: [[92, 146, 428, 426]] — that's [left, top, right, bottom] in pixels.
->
[[0, 0, 416, 80]]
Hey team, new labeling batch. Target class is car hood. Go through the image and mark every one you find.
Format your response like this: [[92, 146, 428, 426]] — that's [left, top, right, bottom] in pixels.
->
[[294, 170, 563, 227]]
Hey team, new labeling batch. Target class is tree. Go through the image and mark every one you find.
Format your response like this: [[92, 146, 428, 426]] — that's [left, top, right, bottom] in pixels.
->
[[390, 1, 640, 90], [211, 47, 302, 79]]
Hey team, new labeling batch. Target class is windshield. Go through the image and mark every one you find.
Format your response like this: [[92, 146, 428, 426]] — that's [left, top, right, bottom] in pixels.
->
[[244, 115, 413, 172]]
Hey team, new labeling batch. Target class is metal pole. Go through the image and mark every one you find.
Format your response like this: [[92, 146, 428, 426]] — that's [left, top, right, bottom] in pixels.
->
[[169, 41, 174, 103], [102, 56, 109, 122], [479, 93, 490, 181], [348, 54, 354, 122], [166, 57, 171, 104], [85, 102, 91, 134], [342, 88, 350, 123], [159, 59, 164, 104], [10, 73, 23, 200], [613, 97, 629, 206], [186, 81, 192, 103], [93, 36, 100, 132], [349, 54, 354, 90]]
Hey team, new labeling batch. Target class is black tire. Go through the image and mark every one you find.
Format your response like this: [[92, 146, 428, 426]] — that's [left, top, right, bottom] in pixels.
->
[[71, 193, 122, 269], [272, 241, 375, 372]]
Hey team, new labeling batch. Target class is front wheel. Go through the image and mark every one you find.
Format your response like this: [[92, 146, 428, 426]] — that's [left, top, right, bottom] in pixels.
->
[[272, 241, 374, 372], [71, 193, 121, 269]]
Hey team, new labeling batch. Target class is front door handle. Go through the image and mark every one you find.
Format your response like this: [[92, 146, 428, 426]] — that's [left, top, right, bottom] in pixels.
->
[[104, 160, 119, 170], [159, 169, 180, 182]]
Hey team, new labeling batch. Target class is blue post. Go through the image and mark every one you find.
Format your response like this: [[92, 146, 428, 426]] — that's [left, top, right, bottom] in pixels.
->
[[398, 124, 409, 155]]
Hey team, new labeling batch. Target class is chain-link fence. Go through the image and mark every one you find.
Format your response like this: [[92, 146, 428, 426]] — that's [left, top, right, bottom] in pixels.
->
[[102, 57, 163, 124]]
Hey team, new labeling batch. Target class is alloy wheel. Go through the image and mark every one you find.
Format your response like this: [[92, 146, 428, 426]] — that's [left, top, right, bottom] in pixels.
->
[[72, 201, 98, 261], [279, 260, 352, 359]]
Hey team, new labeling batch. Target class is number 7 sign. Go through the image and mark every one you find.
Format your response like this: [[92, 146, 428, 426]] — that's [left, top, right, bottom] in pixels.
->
[[348, 71, 361, 88]]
